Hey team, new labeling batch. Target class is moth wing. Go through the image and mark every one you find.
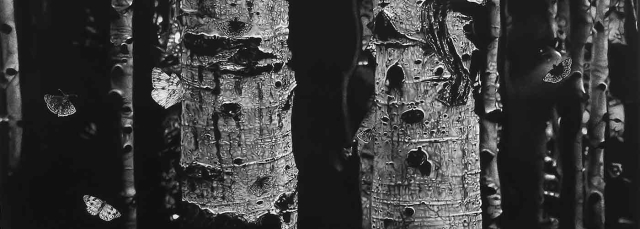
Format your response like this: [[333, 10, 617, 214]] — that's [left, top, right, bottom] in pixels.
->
[[356, 128, 373, 143], [56, 99, 77, 117], [543, 59, 569, 84], [83, 195, 103, 216], [44, 95, 64, 115], [151, 86, 185, 109], [561, 58, 572, 78], [44, 95, 76, 117], [98, 203, 122, 221], [151, 68, 185, 108], [543, 72, 562, 83]]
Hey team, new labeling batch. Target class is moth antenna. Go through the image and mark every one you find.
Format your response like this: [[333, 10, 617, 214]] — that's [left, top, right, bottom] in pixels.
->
[[58, 89, 66, 96]]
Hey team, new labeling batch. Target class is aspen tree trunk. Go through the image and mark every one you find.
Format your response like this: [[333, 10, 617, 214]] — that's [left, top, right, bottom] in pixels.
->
[[479, 0, 502, 228], [176, 0, 298, 227], [558, 0, 591, 228], [109, 0, 136, 228], [0, 0, 21, 176], [500, 0, 578, 227], [354, 1, 483, 228], [584, 0, 609, 228], [0, 0, 21, 228]]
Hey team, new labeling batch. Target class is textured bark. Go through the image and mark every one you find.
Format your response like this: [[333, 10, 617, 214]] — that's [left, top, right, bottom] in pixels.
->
[[351, 1, 483, 228], [0, 0, 22, 227], [479, 0, 502, 228], [109, 0, 136, 228], [584, 0, 609, 228], [177, 0, 297, 227]]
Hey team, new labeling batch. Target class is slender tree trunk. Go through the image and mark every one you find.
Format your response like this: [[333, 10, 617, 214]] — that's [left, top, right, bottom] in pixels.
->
[[0, 0, 22, 228], [558, 0, 591, 228], [0, 0, 22, 176], [584, 0, 609, 228], [479, 0, 502, 228], [500, 0, 558, 227], [109, 0, 136, 228]]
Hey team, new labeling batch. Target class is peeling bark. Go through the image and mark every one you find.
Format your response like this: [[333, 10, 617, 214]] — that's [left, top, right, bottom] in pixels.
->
[[479, 0, 502, 228], [0, 0, 22, 227], [109, 0, 136, 228], [584, 0, 609, 228]]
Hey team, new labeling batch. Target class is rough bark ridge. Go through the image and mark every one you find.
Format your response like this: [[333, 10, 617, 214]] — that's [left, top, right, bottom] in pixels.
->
[[109, 0, 136, 228], [0, 0, 22, 227], [584, 0, 609, 228]]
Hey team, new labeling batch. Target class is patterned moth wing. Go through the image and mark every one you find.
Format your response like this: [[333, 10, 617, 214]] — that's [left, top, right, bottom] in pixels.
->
[[247, 175, 274, 197], [543, 57, 572, 83], [151, 67, 185, 109], [356, 128, 374, 143], [98, 204, 122, 221], [83, 195, 103, 216], [83, 195, 122, 221], [44, 94, 77, 117]]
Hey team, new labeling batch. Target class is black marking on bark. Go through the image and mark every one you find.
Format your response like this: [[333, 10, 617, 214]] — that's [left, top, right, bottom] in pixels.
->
[[230, 47, 277, 67], [211, 66, 222, 95], [274, 191, 296, 212], [273, 62, 284, 72], [400, 109, 425, 124], [220, 102, 242, 121], [594, 21, 605, 32], [183, 33, 262, 57], [198, 65, 204, 82], [183, 162, 225, 182], [281, 90, 294, 111], [5, 68, 17, 76], [433, 66, 444, 76], [212, 113, 224, 167], [256, 213, 281, 229], [404, 207, 415, 217], [386, 64, 405, 90], [419, 160, 432, 176], [120, 43, 129, 54], [257, 82, 264, 100], [282, 212, 292, 224], [373, 10, 406, 41], [234, 80, 243, 95], [248, 176, 274, 197], [423, 0, 472, 106], [384, 218, 394, 228], [233, 157, 244, 165], [406, 147, 428, 168], [1, 23, 12, 34]]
